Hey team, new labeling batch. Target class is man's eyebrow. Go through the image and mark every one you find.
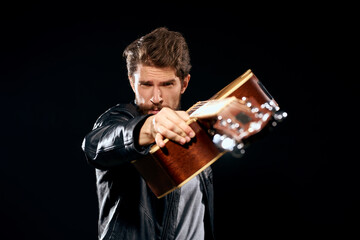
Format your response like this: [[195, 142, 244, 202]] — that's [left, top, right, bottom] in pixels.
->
[[160, 79, 176, 84], [139, 79, 176, 84], [139, 80, 152, 84]]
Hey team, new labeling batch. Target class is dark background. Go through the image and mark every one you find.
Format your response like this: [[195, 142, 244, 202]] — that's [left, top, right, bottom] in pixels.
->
[[1, 2, 358, 239]]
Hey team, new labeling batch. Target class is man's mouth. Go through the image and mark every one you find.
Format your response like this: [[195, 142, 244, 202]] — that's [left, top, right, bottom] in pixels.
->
[[148, 110, 160, 114]]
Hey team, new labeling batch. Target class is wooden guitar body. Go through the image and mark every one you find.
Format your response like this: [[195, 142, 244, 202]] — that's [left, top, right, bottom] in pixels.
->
[[132, 120, 223, 198], [132, 69, 285, 198]]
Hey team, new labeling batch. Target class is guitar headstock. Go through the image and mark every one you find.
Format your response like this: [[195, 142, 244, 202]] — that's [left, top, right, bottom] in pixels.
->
[[212, 96, 272, 141], [194, 96, 287, 156], [209, 97, 269, 153]]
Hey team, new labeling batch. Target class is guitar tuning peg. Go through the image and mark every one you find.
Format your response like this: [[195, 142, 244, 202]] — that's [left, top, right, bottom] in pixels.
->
[[212, 134, 223, 146], [230, 123, 240, 130], [220, 120, 227, 126], [273, 111, 288, 122], [221, 137, 236, 151], [251, 107, 259, 113], [212, 134, 236, 151], [269, 100, 280, 111], [232, 143, 245, 158]]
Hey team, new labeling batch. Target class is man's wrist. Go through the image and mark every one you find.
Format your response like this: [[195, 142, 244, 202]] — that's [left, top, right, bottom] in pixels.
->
[[138, 115, 155, 146]]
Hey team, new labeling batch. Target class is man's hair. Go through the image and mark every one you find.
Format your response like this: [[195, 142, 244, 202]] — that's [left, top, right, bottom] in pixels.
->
[[123, 27, 191, 81]]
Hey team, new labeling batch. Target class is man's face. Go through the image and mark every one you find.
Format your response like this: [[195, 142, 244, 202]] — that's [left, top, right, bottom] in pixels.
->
[[130, 64, 190, 115]]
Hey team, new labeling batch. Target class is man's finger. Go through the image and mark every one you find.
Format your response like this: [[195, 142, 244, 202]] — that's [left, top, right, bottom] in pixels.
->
[[175, 111, 195, 138], [156, 125, 187, 145], [155, 133, 165, 148]]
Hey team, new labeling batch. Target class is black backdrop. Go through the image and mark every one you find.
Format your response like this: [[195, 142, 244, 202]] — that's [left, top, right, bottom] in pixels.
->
[[1, 2, 358, 239]]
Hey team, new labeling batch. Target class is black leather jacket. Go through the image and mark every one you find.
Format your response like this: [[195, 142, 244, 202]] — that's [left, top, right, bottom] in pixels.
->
[[82, 102, 215, 240]]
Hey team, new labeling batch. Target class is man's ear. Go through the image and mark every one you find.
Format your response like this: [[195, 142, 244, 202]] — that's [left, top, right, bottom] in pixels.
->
[[129, 76, 135, 93], [181, 74, 190, 94]]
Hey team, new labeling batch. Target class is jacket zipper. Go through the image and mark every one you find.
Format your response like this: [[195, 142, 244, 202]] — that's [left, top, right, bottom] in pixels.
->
[[161, 191, 175, 240]]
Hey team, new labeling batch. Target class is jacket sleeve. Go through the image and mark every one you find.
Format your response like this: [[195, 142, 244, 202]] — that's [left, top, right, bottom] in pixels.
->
[[81, 107, 152, 169]]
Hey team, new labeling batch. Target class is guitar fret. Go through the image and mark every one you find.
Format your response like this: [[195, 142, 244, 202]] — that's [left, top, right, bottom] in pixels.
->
[[187, 100, 210, 115]]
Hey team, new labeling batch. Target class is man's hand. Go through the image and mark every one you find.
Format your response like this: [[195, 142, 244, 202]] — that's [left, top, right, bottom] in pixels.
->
[[139, 107, 196, 148]]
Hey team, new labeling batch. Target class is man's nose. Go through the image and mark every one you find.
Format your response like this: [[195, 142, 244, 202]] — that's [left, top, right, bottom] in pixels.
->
[[150, 88, 163, 104]]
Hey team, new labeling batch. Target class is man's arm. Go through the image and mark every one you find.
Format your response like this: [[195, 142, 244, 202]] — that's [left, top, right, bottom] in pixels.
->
[[82, 106, 151, 169], [82, 105, 196, 169]]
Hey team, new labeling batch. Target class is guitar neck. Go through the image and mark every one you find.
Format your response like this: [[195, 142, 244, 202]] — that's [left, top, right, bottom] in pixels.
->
[[187, 69, 253, 116], [189, 97, 239, 119]]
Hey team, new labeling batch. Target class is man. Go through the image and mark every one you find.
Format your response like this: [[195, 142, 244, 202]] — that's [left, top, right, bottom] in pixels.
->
[[82, 27, 215, 240]]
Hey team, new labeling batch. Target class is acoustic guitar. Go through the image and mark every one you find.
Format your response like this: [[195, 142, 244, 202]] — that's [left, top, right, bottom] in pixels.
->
[[132, 69, 287, 198]]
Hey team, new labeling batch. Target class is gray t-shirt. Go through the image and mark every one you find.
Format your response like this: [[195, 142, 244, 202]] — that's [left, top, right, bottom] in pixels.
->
[[174, 175, 205, 240]]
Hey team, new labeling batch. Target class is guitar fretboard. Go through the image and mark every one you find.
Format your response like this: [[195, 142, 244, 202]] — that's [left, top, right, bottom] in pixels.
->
[[189, 97, 238, 119]]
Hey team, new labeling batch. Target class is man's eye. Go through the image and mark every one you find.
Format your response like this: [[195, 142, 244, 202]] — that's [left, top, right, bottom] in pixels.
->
[[140, 83, 152, 87], [163, 82, 174, 87]]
